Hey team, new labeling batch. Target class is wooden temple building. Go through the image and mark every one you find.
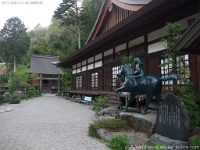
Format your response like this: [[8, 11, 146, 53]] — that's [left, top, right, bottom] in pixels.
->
[[58, 0, 200, 105], [29, 54, 63, 93]]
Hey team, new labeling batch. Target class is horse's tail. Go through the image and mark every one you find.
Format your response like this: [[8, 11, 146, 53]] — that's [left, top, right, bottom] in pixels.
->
[[160, 74, 178, 81]]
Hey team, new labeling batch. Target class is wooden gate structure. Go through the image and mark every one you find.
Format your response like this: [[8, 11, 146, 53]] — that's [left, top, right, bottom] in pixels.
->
[[29, 54, 63, 94]]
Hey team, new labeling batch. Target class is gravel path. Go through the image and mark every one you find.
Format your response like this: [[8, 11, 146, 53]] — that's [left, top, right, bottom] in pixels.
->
[[0, 94, 110, 150]]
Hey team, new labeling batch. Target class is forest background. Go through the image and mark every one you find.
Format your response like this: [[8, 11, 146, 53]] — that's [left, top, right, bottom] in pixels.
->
[[0, 0, 102, 91]]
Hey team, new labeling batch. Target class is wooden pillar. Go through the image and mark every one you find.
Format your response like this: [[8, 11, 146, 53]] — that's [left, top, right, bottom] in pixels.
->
[[58, 75, 61, 93], [40, 74, 42, 92], [144, 34, 149, 74]]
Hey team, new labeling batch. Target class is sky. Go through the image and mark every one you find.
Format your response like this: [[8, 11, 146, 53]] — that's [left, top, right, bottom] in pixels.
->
[[0, 0, 63, 30]]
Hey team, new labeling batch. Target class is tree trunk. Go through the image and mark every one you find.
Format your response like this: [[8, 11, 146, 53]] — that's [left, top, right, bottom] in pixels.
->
[[76, 0, 81, 49], [78, 26, 81, 49], [14, 55, 16, 72]]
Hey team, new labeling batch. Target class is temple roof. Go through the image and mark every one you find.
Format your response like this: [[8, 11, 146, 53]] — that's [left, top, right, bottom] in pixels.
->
[[29, 54, 63, 75], [170, 16, 200, 54], [117, 0, 152, 5], [58, 0, 199, 67], [85, 0, 149, 43]]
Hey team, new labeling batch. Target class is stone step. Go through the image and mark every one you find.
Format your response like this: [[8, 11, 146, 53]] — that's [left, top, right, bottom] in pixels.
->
[[106, 102, 119, 107], [107, 99, 119, 107]]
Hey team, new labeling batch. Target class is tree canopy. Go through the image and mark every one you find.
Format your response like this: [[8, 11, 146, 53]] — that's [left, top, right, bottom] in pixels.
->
[[54, 0, 82, 49], [80, 0, 102, 44], [0, 17, 30, 69], [28, 0, 102, 61], [54, 0, 102, 48]]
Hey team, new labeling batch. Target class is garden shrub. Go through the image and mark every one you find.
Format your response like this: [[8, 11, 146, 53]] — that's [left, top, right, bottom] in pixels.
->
[[56, 92, 62, 96], [95, 119, 129, 131], [191, 135, 200, 150], [27, 86, 36, 96], [88, 119, 129, 138], [0, 95, 4, 104], [10, 94, 20, 104], [8, 73, 21, 94], [27, 84, 40, 98], [160, 22, 199, 132], [0, 73, 9, 85], [106, 134, 130, 150], [92, 95, 108, 115], [176, 81, 199, 132], [88, 124, 99, 138]]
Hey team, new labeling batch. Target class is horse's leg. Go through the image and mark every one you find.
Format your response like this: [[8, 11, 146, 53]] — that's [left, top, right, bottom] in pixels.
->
[[115, 88, 121, 100], [123, 92, 135, 112], [115, 87, 125, 108], [141, 93, 154, 115], [155, 91, 162, 104]]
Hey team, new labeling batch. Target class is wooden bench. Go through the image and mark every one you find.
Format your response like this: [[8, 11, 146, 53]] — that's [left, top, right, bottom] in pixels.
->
[[79, 96, 92, 105]]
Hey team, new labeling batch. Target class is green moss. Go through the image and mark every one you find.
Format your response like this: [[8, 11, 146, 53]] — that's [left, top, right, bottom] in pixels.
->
[[88, 119, 130, 138]]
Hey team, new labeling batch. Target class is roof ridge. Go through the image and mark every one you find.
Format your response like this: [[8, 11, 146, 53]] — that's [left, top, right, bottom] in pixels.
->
[[32, 54, 60, 59]]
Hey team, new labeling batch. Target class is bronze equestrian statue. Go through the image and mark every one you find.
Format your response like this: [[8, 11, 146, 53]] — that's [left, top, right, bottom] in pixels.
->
[[115, 58, 178, 115]]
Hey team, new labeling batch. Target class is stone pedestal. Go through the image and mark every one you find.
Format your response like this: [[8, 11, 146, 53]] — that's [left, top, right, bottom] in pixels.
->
[[119, 111, 156, 135]]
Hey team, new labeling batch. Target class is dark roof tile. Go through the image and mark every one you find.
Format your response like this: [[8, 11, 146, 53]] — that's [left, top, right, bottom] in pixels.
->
[[29, 55, 63, 75]]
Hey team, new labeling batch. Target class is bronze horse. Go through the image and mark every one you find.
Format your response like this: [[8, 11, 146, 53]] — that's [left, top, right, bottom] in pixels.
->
[[115, 64, 178, 115]]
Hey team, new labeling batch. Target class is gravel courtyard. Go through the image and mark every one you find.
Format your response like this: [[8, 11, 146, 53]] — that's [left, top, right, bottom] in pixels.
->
[[0, 94, 110, 150]]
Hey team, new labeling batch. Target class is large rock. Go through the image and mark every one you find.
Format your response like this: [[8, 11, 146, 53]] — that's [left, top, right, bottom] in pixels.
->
[[150, 133, 189, 150], [14, 91, 26, 99], [97, 128, 149, 146], [92, 115, 115, 122], [0, 106, 14, 113], [155, 94, 190, 141], [100, 106, 120, 117], [97, 129, 113, 141], [3, 92, 11, 103]]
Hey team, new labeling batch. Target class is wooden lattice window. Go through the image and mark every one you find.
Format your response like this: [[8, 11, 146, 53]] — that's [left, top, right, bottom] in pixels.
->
[[112, 66, 120, 90], [91, 72, 98, 90], [76, 76, 82, 90], [161, 54, 189, 90]]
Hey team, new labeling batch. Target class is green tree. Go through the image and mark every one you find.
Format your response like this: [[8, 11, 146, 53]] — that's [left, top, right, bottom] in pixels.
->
[[15, 64, 29, 86], [0, 17, 30, 71], [28, 19, 77, 61], [8, 72, 21, 94], [45, 18, 77, 60], [80, 0, 102, 44], [160, 22, 182, 75], [60, 68, 72, 91], [28, 24, 49, 56], [54, 0, 82, 49], [161, 22, 199, 131], [0, 74, 9, 85]]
